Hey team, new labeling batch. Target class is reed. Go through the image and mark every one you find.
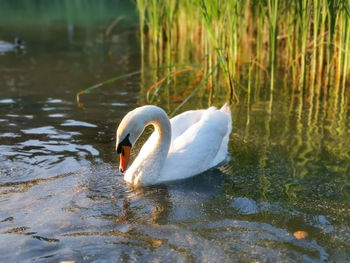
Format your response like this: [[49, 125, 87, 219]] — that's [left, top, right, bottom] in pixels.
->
[[135, 0, 350, 103]]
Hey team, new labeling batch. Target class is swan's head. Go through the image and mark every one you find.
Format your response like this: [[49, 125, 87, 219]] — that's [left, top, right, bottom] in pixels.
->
[[116, 108, 147, 173]]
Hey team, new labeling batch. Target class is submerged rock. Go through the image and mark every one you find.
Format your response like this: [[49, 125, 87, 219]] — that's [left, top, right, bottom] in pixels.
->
[[231, 197, 259, 215]]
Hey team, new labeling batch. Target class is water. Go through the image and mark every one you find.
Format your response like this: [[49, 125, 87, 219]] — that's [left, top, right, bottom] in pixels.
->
[[1, 1, 350, 262]]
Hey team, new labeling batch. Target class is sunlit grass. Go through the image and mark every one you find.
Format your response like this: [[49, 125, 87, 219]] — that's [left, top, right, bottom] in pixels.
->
[[136, 0, 350, 98], [76, 71, 141, 108]]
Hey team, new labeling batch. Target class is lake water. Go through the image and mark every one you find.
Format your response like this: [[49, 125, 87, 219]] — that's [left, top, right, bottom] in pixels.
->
[[0, 1, 349, 262]]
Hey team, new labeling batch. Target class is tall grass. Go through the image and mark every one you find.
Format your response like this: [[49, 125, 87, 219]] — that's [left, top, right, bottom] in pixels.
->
[[136, 0, 350, 102]]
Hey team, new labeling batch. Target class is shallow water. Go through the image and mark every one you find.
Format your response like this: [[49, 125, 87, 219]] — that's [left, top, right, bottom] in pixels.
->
[[1, 1, 350, 262]]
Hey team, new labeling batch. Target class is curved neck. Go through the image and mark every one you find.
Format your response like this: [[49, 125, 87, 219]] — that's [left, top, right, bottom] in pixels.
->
[[125, 106, 171, 186], [146, 109, 171, 163]]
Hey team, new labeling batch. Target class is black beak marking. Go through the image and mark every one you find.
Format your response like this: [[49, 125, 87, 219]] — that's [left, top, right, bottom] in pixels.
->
[[117, 134, 131, 156]]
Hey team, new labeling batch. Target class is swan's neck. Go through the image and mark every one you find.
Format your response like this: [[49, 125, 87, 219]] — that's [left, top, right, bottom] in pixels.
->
[[125, 107, 171, 186], [146, 112, 171, 170]]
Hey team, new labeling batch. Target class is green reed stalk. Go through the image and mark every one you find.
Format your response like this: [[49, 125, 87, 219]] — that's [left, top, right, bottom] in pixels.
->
[[325, 0, 340, 86], [342, 3, 350, 88], [310, 0, 320, 89], [297, 0, 311, 89], [256, 0, 265, 68], [285, 3, 297, 88], [267, 0, 279, 94], [316, 0, 327, 89]]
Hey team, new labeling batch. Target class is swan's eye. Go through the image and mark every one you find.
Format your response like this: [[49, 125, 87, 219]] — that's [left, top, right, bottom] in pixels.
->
[[117, 134, 132, 154]]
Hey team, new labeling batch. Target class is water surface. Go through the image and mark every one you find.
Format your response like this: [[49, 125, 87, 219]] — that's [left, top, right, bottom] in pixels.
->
[[0, 1, 349, 262]]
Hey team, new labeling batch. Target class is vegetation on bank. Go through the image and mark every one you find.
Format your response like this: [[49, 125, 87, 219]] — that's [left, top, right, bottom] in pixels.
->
[[136, 0, 350, 103]]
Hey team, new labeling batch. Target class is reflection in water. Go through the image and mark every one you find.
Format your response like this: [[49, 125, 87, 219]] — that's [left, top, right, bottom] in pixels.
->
[[61, 120, 98, 128]]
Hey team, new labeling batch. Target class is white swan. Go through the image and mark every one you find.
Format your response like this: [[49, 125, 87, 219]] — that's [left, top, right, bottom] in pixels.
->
[[116, 104, 232, 186]]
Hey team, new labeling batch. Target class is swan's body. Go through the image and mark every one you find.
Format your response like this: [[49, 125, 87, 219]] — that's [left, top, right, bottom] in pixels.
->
[[116, 104, 232, 186]]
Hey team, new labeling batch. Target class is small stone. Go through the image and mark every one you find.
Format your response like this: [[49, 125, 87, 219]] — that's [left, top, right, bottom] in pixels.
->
[[293, 231, 308, 239]]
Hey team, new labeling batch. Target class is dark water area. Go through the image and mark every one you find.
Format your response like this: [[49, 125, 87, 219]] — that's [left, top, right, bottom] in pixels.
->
[[0, 1, 350, 262]]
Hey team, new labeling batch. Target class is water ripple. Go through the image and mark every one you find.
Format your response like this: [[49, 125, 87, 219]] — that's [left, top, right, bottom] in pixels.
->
[[61, 120, 97, 128]]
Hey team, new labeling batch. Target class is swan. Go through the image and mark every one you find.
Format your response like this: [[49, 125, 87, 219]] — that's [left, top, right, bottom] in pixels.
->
[[116, 104, 232, 186]]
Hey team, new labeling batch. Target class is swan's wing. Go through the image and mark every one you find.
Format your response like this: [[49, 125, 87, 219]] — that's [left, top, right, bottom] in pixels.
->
[[169, 109, 207, 141], [158, 108, 229, 183], [133, 108, 208, 165]]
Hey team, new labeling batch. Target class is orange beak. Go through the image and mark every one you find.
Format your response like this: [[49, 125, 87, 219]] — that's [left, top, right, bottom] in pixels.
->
[[119, 145, 131, 173]]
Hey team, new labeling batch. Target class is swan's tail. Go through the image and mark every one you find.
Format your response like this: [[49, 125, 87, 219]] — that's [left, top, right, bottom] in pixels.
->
[[211, 103, 233, 167], [220, 103, 231, 114], [220, 103, 232, 134]]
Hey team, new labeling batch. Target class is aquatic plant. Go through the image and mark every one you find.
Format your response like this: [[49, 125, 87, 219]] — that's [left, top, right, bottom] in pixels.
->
[[136, 0, 350, 102]]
